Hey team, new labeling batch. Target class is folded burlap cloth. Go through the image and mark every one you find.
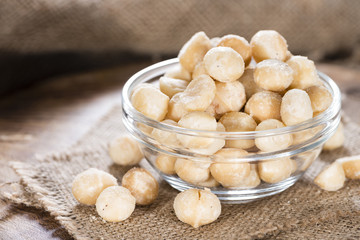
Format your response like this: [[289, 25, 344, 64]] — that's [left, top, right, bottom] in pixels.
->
[[2, 106, 360, 240]]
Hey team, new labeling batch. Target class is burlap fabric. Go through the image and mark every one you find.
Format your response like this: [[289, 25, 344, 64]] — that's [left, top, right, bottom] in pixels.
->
[[1, 0, 360, 61], [2, 105, 360, 239]]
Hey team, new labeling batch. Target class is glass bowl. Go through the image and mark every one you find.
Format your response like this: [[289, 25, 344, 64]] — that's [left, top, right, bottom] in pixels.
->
[[121, 58, 341, 203]]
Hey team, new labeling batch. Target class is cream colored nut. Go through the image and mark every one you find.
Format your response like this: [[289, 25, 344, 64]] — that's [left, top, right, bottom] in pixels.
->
[[210, 37, 221, 47], [292, 125, 322, 146], [173, 188, 221, 228], [323, 122, 344, 150], [238, 67, 263, 100], [151, 119, 179, 147], [255, 119, 293, 152], [217, 34, 252, 66], [305, 85, 332, 113], [219, 112, 257, 149], [285, 50, 293, 61], [280, 89, 313, 126], [287, 55, 321, 89], [196, 176, 220, 188], [122, 167, 159, 205], [210, 148, 251, 188], [250, 30, 288, 62], [254, 59, 293, 92], [337, 155, 360, 179], [182, 74, 216, 112], [245, 91, 282, 123], [230, 164, 261, 189], [166, 92, 188, 122], [130, 83, 156, 98], [155, 154, 176, 175], [136, 123, 153, 135], [299, 148, 321, 171], [164, 65, 192, 81], [131, 84, 169, 121], [192, 61, 208, 79], [189, 122, 225, 155], [211, 81, 246, 116], [203, 46, 245, 82], [175, 158, 211, 184], [258, 157, 294, 184], [159, 76, 189, 98], [177, 112, 217, 149], [72, 168, 118, 205], [96, 186, 135, 222], [314, 162, 345, 191], [178, 31, 212, 72], [108, 135, 143, 166]]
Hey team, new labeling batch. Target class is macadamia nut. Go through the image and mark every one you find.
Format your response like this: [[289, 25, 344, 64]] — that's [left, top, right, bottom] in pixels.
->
[[305, 85, 332, 114], [245, 91, 282, 123], [189, 122, 225, 155], [159, 76, 189, 98], [314, 162, 345, 191], [122, 167, 159, 205], [217, 34, 252, 66], [250, 30, 288, 62], [131, 84, 169, 121], [108, 135, 143, 166], [255, 119, 293, 152], [178, 31, 212, 72], [204, 46, 245, 82], [151, 119, 180, 147], [258, 157, 294, 184], [323, 122, 344, 151], [210, 148, 251, 188], [155, 154, 177, 175], [72, 168, 118, 205], [287, 56, 320, 89], [254, 59, 293, 92], [220, 112, 257, 149], [164, 65, 192, 81], [166, 93, 188, 122], [337, 155, 360, 179], [173, 188, 221, 228], [192, 61, 207, 79], [175, 158, 211, 184], [280, 89, 313, 126], [238, 68, 263, 100], [232, 164, 261, 189], [96, 186, 135, 222], [197, 176, 220, 188]]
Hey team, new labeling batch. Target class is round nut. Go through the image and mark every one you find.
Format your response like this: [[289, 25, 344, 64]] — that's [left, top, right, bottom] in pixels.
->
[[151, 119, 180, 147], [108, 136, 143, 166], [122, 167, 159, 205], [204, 46, 245, 82], [258, 157, 294, 184], [173, 188, 221, 228], [314, 162, 345, 191], [96, 186, 136, 222], [305, 85, 332, 113], [192, 61, 207, 79], [72, 168, 118, 205], [155, 154, 177, 175], [217, 34, 252, 66], [159, 76, 189, 98], [323, 122, 344, 150], [238, 67, 264, 100], [166, 92, 188, 122], [287, 55, 321, 89], [337, 155, 360, 180], [245, 91, 282, 123], [175, 158, 211, 184], [164, 65, 192, 81]]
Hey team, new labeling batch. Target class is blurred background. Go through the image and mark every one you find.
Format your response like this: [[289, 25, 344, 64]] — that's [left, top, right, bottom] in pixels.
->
[[0, 0, 359, 95]]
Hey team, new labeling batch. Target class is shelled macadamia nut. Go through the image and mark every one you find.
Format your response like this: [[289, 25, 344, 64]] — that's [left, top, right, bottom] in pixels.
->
[[280, 89, 313, 126], [231, 164, 261, 189], [210, 37, 221, 47], [122, 167, 159, 205], [173, 188, 221, 228], [314, 162, 345, 191], [258, 157, 294, 184], [210, 148, 251, 188], [182, 74, 216, 112], [164, 65, 192, 81], [131, 84, 169, 121], [197, 176, 220, 188], [175, 158, 211, 184], [250, 30, 288, 62], [254, 59, 293, 92], [292, 125, 323, 146], [245, 91, 282, 123], [178, 31, 212, 72], [155, 154, 177, 175], [211, 81, 246, 115], [108, 135, 143, 166], [72, 168, 118, 205], [192, 61, 207, 79], [217, 34, 252, 66], [255, 119, 293, 152], [238, 68, 264, 100], [323, 122, 344, 150], [189, 122, 225, 155], [151, 119, 180, 147], [166, 93, 188, 122], [159, 76, 189, 98], [96, 186, 136, 222], [177, 112, 217, 149], [220, 112, 257, 149], [287, 56, 321, 89], [203, 46, 245, 82], [337, 155, 360, 179], [305, 85, 332, 114]]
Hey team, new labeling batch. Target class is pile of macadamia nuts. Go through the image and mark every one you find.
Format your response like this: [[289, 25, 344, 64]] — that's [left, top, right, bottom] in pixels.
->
[[131, 30, 343, 191]]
